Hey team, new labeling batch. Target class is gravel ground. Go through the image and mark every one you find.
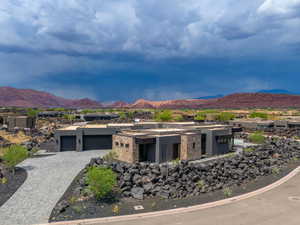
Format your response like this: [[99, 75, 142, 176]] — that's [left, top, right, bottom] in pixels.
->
[[0, 150, 109, 225], [0, 167, 27, 207]]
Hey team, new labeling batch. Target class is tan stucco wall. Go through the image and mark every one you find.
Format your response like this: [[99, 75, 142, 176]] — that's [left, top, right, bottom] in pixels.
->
[[112, 135, 138, 163], [180, 134, 202, 161]]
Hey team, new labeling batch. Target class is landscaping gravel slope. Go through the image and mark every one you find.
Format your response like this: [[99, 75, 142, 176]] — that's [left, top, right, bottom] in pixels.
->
[[0, 150, 109, 225]]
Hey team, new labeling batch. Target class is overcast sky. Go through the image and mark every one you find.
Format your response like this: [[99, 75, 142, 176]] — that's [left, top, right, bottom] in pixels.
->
[[0, 0, 300, 102]]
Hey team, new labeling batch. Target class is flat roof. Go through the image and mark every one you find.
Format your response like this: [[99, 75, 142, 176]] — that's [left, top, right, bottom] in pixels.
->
[[145, 128, 186, 132], [231, 119, 274, 124], [108, 123, 135, 127], [58, 126, 80, 131], [82, 124, 107, 128]]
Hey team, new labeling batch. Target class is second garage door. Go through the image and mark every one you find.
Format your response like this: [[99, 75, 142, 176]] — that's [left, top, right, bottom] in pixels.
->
[[83, 135, 112, 150], [61, 136, 76, 151]]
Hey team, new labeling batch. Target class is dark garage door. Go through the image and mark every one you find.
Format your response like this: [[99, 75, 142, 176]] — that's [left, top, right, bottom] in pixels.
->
[[83, 135, 112, 151], [61, 136, 76, 151]]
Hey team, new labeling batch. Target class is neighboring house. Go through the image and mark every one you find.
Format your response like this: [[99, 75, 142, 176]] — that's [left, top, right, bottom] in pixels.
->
[[229, 119, 300, 131], [80, 113, 120, 122], [38, 111, 65, 118], [229, 119, 274, 130], [6, 116, 36, 131]]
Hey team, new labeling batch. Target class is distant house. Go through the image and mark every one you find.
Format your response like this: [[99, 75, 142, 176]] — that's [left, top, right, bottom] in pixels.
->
[[81, 113, 120, 121], [6, 116, 36, 131], [38, 111, 65, 118]]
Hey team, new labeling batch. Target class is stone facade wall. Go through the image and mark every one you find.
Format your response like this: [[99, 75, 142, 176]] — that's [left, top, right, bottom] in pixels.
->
[[113, 135, 138, 163], [180, 134, 202, 160]]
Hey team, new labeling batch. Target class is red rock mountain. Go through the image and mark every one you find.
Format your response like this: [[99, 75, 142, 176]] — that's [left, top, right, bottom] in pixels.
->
[[1, 87, 300, 109], [107, 101, 129, 108], [0, 87, 102, 108], [128, 93, 300, 109]]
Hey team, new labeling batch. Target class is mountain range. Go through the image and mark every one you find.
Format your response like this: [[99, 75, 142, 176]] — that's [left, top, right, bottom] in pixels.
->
[[1, 86, 300, 109]]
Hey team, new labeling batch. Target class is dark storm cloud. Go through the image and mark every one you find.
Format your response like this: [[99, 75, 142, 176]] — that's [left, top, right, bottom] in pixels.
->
[[0, 0, 300, 101]]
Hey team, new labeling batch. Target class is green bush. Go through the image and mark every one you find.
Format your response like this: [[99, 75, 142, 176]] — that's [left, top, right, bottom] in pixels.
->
[[194, 112, 206, 121], [271, 167, 280, 175], [155, 110, 173, 122], [249, 132, 265, 144], [223, 187, 233, 197], [244, 147, 255, 153], [197, 180, 205, 189], [2, 145, 28, 173], [63, 114, 76, 121], [86, 167, 117, 200], [249, 112, 268, 119], [174, 115, 184, 122], [27, 108, 39, 117], [118, 112, 127, 120], [216, 112, 235, 122]]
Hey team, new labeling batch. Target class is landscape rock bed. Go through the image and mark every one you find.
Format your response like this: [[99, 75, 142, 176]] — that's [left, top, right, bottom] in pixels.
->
[[0, 167, 27, 207], [82, 138, 300, 200], [50, 160, 300, 222]]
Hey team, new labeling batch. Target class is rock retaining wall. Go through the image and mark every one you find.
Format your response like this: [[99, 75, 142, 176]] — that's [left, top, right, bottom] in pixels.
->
[[85, 138, 300, 200]]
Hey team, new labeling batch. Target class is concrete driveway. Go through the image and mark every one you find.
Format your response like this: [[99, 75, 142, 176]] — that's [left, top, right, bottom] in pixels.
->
[[0, 150, 109, 225]]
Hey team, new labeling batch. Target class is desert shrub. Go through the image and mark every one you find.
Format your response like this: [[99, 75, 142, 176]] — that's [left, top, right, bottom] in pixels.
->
[[112, 205, 120, 214], [155, 110, 173, 122], [272, 167, 280, 175], [86, 166, 117, 200], [216, 112, 235, 122], [201, 109, 219, 114], [63, 114, 76, 121], [223, 187, 233, 197], [244, 147, 255, 153], [103, 151, 118, 162], [194, 112, 206, 121], [118, 112, 127, 120], [249, 112, 268, 119], [27, 108, 39, 117], [224, 152, 235, 158], [127, 111, 135, 119], [81, 109, 97, 114], [1, 177, 8, 184], [171, 158, 180, 165], [249, 132, 265, 144], [197, 180, 205, 189], [174, 115, 184, 122], [52, 107, 67, 112], [1, 145, 28, 173]]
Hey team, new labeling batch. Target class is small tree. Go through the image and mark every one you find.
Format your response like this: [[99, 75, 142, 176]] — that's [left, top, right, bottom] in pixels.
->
[[2, 145, 28, 174], [249, 112, 268, 120], [63, 114, 76, 121], [249, 132, 265, 144], [155, 110, 173, 122], [194, 112, 206, 121], [174, 115, 184, 122], [27, 108, 39, 117], [86, 167, 117, 200], [118, 112, 127, 120], [216, 112, 235, 122]]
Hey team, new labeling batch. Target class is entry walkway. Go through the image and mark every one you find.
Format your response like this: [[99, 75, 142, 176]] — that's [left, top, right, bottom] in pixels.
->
[[0, 150, 109, 225]]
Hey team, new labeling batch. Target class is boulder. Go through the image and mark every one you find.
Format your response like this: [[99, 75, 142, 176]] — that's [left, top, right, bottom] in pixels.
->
[[131, 187, 144, 200]]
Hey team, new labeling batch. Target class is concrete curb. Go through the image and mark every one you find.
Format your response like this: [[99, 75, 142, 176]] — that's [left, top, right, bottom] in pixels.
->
[[38, 166, 300, 225]]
